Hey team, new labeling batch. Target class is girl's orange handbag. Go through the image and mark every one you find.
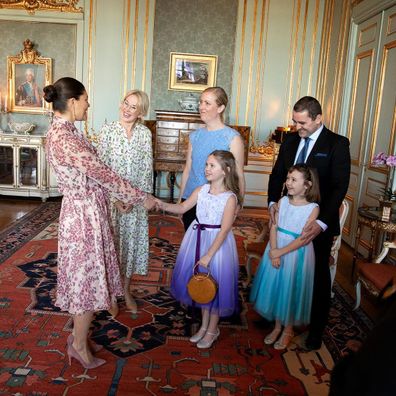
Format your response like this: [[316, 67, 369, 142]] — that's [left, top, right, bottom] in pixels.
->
[[187, 263, 218, 304]]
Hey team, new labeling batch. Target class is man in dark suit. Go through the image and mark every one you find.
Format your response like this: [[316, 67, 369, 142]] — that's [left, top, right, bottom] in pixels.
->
[[268, 96, 351, 350]]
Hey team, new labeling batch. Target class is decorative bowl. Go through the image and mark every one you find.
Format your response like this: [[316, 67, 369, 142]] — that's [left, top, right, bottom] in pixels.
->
[[178, 93, 199, 112], [8, 122, 36, 134]]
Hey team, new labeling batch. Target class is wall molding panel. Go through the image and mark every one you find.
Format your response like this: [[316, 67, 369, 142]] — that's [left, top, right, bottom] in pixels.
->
[[2, 0, 396, 210], [84, 0, 155, 132]]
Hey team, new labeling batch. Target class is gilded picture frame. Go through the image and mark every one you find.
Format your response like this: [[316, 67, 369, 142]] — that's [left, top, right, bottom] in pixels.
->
[[7, 39, 52, 114], [168, 52, 217, 92]]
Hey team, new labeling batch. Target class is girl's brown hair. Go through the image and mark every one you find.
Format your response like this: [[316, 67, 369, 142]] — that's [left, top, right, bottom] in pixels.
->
[[287, 163, 320, 203], [209, 150, 242, 205]]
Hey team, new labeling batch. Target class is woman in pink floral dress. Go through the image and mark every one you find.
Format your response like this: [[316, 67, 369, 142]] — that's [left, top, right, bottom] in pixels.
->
[[43, 77, 154, 369]]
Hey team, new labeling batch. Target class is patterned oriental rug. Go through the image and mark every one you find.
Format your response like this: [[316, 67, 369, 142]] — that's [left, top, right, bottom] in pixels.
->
[[0, 203, 373, 396]]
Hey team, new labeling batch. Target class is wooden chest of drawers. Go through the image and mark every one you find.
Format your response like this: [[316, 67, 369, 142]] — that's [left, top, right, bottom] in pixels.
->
[[145, 110, 250, 202], [154, 110, 203, 172]]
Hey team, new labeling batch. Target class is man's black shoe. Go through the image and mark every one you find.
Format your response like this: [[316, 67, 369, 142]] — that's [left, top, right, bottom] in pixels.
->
[[304, 336, 322, 351]]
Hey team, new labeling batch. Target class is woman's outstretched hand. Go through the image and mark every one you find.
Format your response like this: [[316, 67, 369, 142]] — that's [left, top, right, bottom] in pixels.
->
[[153, 197, 169, 212], [144, 194, 157, 210]]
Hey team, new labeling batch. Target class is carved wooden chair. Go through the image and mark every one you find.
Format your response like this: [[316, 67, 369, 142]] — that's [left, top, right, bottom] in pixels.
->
[[354, 240, 396, 310], [329, 199, 349, 297]]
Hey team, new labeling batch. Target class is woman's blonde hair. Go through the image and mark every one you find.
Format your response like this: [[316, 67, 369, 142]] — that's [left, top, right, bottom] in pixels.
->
[[122, 89, 150, 123], [201, 86, 228, 122], [209, 150, 242, 205]]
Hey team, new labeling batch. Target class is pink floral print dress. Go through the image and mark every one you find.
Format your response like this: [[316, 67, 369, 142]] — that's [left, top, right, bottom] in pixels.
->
[[45, 117, 146, 315]]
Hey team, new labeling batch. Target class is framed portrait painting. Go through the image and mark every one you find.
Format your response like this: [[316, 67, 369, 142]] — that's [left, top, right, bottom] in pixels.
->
[[168, 52, 217, 92], [7, 39, 52, 114]]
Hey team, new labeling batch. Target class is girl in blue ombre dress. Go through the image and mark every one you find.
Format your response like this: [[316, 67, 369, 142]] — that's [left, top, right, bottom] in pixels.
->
[[250, 164, 320, 350]]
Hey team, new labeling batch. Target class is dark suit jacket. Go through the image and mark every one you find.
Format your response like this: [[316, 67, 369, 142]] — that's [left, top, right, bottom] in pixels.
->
[[268, 126, 350, 236]]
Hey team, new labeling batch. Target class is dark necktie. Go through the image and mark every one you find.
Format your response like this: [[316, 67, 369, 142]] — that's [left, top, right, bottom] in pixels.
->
[[295, 137, 310, 164]]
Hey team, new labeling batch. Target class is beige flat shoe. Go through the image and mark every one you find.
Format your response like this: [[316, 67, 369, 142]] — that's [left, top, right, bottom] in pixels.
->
[[274, 330, 294, 350], [197, 328, 220, 349], [108, 303, 119, 318], [189, 327, 207, 343], [264, 327, 282, 345], [125, 299, 138, 314]]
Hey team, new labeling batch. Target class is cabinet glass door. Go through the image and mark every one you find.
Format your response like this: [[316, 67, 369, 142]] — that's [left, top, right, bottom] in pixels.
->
[[0, 146, 14, 185], [18, 147, 38, 187]]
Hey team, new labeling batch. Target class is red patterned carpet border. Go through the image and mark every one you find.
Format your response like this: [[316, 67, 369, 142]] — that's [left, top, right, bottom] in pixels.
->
[[0, 201, 61, 263], [0, 206, 374, 395]]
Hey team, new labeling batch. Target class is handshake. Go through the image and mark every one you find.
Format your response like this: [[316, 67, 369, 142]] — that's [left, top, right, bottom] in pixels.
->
[[115, 194, 169, 213]]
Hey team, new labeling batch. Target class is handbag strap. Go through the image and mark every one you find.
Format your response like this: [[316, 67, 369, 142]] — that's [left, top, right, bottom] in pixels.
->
[[192, 217, 221, 273], [192, 262, 212, 277]]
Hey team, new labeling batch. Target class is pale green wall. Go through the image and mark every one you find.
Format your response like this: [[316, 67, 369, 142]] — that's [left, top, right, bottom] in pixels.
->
[[0, 20, 76, 135], [83, 0, 155, 132], [150, 0, 238, 119], [230, 0, 325, 144]]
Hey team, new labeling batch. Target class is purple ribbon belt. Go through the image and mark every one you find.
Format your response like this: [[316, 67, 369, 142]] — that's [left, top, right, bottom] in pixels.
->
[[192, 218, 221, 272]]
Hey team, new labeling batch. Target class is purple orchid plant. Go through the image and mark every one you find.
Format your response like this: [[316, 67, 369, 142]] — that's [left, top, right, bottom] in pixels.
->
[[372, 152, 396, 201]]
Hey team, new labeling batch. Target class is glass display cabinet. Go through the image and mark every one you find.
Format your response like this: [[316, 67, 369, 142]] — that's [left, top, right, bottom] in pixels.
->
[[0, 133, 60, 201]]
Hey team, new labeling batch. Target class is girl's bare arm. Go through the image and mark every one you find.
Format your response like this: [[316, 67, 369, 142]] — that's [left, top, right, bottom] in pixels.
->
[[157, 185, 200, 214]]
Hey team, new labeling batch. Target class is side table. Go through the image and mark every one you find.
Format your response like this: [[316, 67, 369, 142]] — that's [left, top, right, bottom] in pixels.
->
[[351, 206, 396, 278]]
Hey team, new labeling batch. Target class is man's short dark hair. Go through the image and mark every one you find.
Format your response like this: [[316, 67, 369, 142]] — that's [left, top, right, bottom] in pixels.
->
[[293, 96, 322, 120]]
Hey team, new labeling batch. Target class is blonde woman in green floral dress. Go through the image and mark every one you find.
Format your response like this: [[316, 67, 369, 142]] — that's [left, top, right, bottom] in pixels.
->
[[98, 90, 153, 316]]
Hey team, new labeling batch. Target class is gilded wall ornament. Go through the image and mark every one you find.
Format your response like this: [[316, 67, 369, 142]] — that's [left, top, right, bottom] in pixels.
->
[[0, 0, 82, 15]]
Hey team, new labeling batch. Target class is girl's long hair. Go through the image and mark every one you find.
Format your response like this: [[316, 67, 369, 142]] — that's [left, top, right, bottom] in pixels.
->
[[287, 163, 320, 203], [210, 150, 242, 205]]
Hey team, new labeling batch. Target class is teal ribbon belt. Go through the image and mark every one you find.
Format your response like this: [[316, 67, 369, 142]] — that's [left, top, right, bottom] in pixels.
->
[[276, 227, 305, 284]]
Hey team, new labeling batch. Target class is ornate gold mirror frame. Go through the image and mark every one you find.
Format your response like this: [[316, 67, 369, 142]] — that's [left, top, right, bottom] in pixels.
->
[[0, 0, 82, 15]]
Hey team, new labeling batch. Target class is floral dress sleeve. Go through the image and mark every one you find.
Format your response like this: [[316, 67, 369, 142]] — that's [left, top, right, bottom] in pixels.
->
[[96, 123, 113, 167], [137, 124, 153, 193], [51, 126, 146, 205]]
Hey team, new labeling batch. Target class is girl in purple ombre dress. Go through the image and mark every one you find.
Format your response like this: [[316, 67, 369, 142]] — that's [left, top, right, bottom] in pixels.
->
[[157, 150, 242, 349]]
